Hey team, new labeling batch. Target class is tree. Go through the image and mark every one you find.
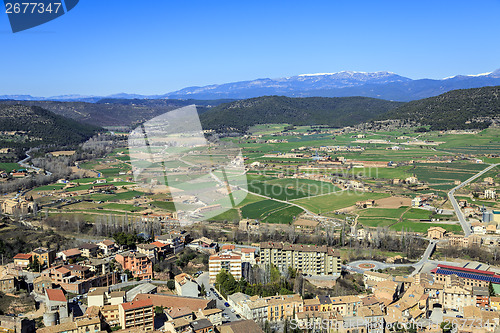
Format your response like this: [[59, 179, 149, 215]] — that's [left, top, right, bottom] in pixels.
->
[[489, 282, 496, 296], [29, 256, 41, 272], [199, 284, 206, 297], [166, 280, 175, 290]]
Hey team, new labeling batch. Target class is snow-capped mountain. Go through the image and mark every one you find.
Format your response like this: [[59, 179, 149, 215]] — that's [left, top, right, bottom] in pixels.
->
[[164, 71, 412, 99], [2, 69, 500, 102]]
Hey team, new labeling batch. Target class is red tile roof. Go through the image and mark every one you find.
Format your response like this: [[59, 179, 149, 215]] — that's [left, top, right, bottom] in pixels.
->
[[120, 299, 153, 311], [14, 253, 32, 260], [46, 289, 67, 302], [62, 248, 81, 257], [151, 241, 168, 249]]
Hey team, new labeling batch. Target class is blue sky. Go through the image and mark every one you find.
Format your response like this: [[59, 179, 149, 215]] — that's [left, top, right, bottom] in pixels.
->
[[1, 0, 500, 96]]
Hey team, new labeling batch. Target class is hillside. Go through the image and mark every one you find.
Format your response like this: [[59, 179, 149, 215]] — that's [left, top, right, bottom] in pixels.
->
[[199, 96, 402, 132], [380, 86, 500, 130], [0, 99, 234, 127], [0, 104, 103, 150]]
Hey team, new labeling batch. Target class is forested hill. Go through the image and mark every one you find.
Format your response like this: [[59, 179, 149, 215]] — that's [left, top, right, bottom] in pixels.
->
[[0, 104, 103, 148], [0, 98, 234, 127], [199, 96, 402, 131], [380, 86, 500, 130]]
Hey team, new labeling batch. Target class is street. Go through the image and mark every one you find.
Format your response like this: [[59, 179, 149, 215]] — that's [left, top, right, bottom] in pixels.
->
[[447, 163, 499, 237], [196, 272, 240, 323]]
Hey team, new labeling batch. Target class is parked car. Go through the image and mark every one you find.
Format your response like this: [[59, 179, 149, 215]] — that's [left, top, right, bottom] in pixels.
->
[[224, 302, 230, 307]]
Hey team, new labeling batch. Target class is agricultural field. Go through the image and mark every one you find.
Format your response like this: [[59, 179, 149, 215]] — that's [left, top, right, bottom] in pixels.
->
[[240, 199, 291, 220], [389, 220, 463, 234], [0, 162, 21, 172], [294, 191, 390, 214], [247, 176, 339, 201]]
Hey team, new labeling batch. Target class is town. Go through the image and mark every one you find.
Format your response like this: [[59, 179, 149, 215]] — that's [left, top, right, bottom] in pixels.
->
[[0, 122, 499, 333]]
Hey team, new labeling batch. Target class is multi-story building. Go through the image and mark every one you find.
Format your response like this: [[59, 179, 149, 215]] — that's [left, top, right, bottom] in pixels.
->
[[260, 242, 341, 276], [266, 294, 303, 322], [79, 243, 100, 258], [209, 251, 242, 283], [432, 264, 500, 288], [31, 247, 56, 268], [0, 273, 16, 293], [115, 251, 153, 280], [118, 299, 154, 331], [44, 289, 69, 326], [97, 239, 116, 256], [443, 285, 475, 311]]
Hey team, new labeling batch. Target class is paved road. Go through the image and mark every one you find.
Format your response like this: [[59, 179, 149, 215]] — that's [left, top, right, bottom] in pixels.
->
[[348, 239, 438, 276], [196, 272, 240, 323], [447, 163, 499, 237]]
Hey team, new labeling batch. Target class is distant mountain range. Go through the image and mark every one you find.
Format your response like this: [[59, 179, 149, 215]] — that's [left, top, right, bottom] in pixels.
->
[[3, 69, 500, 102], [164, 69, 500, 101]]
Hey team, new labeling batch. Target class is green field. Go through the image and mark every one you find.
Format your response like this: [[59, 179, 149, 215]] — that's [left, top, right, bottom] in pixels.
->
[[294, 191, 390, 214], [358, 217, 397, 228], [390, 220, 463, 234], [240, 199, 291, 220], [0, 163, 20, 172], [263, 206, 304, 224], [358, 207, 408, 218], [151, 201, 176, 211], [209, 208, 240, 222], [33, 184, 66, 191], [102, 203, 145, 212]]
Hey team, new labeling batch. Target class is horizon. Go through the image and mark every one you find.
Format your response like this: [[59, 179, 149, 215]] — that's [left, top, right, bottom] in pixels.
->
[[1, 0, 500, 96], [1, 67, 499, 99]]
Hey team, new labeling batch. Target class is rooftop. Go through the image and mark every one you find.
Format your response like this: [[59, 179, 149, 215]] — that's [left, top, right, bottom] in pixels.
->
[[46, 289, 66, 302]]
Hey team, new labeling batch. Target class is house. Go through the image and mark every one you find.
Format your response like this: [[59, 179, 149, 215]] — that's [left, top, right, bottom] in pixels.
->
[[190, 318, 214, 333], [33, 275, 53, 294], [218, 320, 265, 333], [197, 308, 223, 326], [31, 247, 56, 268], [484, 177, 495, 185], [13, 253, 32, 269], [44, 289, 69, 326], [293, 218, 319, 232], [240, 248, 257, 265], [150, 241, 170, 257], [97, 239, 116, 256], [471, 222, 486, 234], [427, 226, 447, 239], [59, 248, 81, 262], [165, 306, 193, 322], [136, 243, 157, 262], [79, 243, 100, 258], [0, 273, 16, 293], [37, 316, 102, 333], [484, 189, 497, 200], [174, 273, 199, 297], [405, 176, 419, 184]]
